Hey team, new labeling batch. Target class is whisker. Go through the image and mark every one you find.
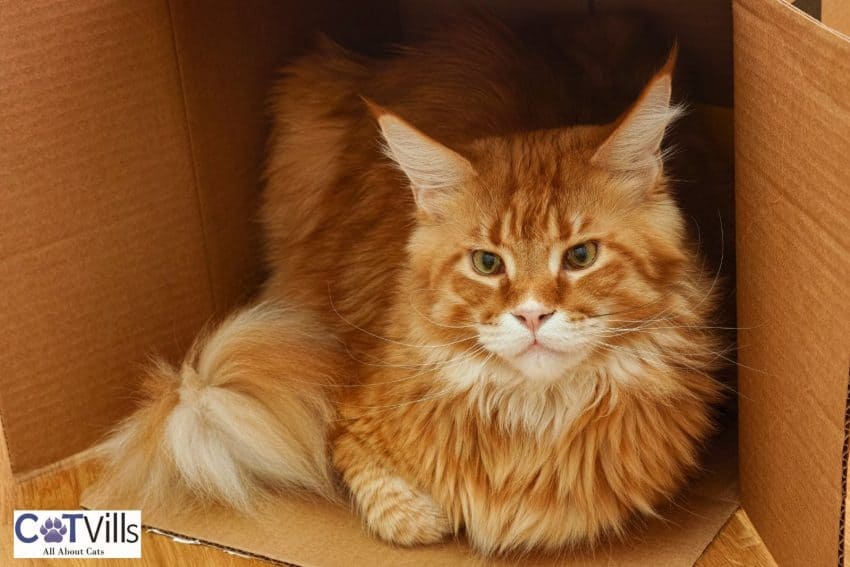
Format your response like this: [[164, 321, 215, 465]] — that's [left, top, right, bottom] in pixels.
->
[[326, 282, 477, 349], [586, 296, 667, 320], [692, 209, 725, 312], [603, 321, 749, 331], [407, 288, 478, 330], [592, 340, 739, 395]]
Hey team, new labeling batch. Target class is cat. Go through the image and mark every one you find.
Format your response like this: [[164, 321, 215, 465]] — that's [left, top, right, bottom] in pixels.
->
[[94, 15, 724, 555]]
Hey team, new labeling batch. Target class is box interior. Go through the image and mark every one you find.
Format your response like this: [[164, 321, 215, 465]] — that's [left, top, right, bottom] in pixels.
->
[[1, 0, 849, 565]]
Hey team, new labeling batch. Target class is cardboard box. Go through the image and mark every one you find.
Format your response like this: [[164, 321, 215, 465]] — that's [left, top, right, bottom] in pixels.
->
[[1, 0, 848, 565]]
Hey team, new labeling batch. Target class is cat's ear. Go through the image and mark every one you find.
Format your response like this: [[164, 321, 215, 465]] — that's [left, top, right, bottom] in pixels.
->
[[591, 48, 682, 184], [367, 101, 476, 216]]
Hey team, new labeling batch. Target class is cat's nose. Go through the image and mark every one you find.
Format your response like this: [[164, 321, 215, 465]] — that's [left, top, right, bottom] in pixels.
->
[[512, 306, 554, 333]]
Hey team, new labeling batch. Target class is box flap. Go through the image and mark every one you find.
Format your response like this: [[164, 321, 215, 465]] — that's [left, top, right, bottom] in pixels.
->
[[733, 0, 850, 565], [83, 433, 737, 566], [0, 1, 214, 475]]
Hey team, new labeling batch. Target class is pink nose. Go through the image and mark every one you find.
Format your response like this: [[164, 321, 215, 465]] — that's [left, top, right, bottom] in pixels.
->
[[512, 308, 554, 333]]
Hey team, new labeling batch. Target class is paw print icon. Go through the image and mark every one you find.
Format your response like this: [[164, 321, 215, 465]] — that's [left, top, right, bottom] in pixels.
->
[[40, 517, 67, 543]]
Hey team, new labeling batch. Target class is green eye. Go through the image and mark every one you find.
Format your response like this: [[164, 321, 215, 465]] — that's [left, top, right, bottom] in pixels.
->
[[564, 242, 599, 270], [471, 250, 504, 275]]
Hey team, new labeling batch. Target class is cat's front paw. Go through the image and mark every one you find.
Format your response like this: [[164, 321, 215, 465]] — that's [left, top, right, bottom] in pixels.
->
[[361, 478, 453, 546], [363, 491, 453, 546], [335, 432, 453, 546], [345, 465, 452, 546]]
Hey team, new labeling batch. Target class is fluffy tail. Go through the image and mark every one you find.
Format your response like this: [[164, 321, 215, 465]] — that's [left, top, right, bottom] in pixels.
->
[[91, 303, 347, 512]]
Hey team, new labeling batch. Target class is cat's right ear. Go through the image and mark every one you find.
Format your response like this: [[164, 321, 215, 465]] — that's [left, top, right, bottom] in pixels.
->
[[366, 100, 476, 216], [591, 47, 682, 186]]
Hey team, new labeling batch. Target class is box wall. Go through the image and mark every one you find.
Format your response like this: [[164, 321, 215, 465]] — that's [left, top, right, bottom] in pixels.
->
[[733, 0, 850, 565], [0, 0, 216, 475]]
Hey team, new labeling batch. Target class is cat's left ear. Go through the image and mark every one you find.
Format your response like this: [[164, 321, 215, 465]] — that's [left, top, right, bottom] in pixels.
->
[[367, 101, 476, 216], [591, 47, 682, 185]]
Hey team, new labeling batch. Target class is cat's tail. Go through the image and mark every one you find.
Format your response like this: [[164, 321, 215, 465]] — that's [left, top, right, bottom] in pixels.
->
[[89, 303, 347, 512]]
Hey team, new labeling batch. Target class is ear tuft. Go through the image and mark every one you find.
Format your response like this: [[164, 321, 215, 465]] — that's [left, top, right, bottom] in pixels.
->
[[367, 100, 475, 216], [591, 47, 683, 182]]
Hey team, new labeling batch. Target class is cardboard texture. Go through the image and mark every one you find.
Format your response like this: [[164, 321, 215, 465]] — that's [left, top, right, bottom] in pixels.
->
[[0, 0, 215, 475], [733, 0, 850, 565], [3, 0, 850, 565]]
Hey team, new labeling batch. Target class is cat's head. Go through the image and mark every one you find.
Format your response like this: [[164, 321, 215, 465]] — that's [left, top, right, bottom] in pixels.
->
[[375, 55, 704, 385]]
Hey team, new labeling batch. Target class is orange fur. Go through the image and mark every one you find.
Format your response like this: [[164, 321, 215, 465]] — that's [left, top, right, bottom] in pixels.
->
[[99, 16, 723, 555]]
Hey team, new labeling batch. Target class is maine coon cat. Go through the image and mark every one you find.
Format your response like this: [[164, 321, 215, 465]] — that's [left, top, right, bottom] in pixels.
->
[[94, 16, 723, 554]]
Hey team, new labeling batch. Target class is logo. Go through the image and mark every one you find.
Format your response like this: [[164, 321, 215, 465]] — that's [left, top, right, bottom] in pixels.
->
[[14, 510, 141, 559], [39, 517, 67, 542]]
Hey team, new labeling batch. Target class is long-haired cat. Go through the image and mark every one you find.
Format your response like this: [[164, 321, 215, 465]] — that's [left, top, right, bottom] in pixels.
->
[[94, 15, 723, 554]]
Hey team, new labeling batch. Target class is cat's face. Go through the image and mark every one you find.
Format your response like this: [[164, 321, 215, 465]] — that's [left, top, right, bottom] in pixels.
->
[[406, 129, 688, 382], [376, 57, 692, 383]]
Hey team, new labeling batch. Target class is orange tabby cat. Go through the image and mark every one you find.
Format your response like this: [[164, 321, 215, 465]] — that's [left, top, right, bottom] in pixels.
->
[[95, 16, 723, 554]]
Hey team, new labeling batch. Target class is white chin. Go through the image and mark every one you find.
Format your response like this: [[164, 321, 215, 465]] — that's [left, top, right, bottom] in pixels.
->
[[507, 347, 586, 382]]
